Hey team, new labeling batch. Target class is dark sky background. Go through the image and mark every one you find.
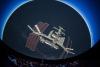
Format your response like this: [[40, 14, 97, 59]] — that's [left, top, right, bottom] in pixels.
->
[[0, 0, 100, 46], [2, 0, 91, 60]]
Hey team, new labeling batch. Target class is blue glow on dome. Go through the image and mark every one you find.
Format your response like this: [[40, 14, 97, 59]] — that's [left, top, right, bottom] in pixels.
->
[[0, 0, 99, 47], [0, 0, 30, 40]]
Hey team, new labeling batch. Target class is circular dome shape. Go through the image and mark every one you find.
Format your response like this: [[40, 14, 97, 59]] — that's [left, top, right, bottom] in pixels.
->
[[3, 0, 91, 60]]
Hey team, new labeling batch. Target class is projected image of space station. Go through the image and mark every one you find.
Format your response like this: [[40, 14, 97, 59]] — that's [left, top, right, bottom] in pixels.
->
[[2, 0, 91, 60]]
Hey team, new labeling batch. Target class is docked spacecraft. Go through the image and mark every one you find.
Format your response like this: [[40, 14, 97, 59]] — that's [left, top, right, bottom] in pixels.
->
[[25, 22, 75, 54]]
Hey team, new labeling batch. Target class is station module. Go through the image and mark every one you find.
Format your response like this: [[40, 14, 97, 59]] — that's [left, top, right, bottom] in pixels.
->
[[26, 22, 75, 54]]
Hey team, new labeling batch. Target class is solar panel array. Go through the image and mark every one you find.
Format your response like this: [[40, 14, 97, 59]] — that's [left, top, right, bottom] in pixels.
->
[[26, 22, 49, 51]]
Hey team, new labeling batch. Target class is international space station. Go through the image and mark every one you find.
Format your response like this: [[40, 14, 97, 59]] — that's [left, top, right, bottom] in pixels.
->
[[26, 22, 75, 54]]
